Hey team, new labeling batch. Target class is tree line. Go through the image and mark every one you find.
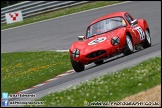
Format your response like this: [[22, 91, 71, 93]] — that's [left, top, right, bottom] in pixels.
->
[[1, 1, 22, 8]]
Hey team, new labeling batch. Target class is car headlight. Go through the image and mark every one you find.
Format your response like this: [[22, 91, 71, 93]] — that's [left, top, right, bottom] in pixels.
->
[[72, 48, 80, 58], [111, 36, 120, 45]]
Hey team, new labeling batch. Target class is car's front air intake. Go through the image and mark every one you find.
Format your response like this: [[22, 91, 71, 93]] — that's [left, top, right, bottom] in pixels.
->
[[86, 50, 106, 58]]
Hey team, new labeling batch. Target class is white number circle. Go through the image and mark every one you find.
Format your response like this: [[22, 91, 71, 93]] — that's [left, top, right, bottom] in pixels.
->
[[88, 37, 107, 45], [135, 26, 145, 40]]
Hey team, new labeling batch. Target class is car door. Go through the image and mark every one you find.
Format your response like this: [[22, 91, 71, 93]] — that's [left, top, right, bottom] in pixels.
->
[[125, 13, 145, 44], [132, 24, 145, 43]]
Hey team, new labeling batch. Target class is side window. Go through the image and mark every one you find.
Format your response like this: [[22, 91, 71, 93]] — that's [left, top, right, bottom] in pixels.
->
[[125, 14, 133, 24]]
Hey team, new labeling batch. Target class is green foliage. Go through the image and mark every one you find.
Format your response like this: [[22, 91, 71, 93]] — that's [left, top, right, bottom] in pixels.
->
[[1, 1, 22, 8]]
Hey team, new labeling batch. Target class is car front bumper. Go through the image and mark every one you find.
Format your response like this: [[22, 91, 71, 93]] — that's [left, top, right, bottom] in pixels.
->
[[70, 45, 121, 65]]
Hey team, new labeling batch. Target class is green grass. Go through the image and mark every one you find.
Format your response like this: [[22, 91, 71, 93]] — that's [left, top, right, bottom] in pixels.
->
[[1, 1, 124, 30], [1, 51, 72, 94], [27, 56, 161, 107]]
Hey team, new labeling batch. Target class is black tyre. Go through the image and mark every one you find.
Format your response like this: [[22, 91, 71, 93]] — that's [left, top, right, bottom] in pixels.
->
[[94, 60, 104, 65], [143, 29, 151, 48], [122, 35, 134, 56], [70, 57, 84, 72]]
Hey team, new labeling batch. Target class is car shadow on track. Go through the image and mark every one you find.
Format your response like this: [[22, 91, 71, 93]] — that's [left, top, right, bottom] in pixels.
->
[[84, 54, 125, 71]]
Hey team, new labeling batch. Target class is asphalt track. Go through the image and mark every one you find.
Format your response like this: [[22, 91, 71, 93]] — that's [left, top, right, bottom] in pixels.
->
[[1, 1, 161, 107]]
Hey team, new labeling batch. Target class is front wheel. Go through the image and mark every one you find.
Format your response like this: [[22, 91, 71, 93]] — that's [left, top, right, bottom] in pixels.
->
[[143, 29, 151, 48], [122, 35, 134, 56], [70, 57, 84, 72]]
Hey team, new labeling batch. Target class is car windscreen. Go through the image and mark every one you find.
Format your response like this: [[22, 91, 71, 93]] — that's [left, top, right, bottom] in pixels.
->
[[86, 17, 126, 38]]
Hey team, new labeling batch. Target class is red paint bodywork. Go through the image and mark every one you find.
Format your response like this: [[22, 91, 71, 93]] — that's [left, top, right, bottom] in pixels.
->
[[69, 11, 149, 65]]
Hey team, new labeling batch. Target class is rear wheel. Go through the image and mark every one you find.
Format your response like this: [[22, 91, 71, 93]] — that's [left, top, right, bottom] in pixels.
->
[[70, 57, 84, 72], [143, 29, 151, 48], [94, 60, 104, 65], [122, 35, 134, 56]]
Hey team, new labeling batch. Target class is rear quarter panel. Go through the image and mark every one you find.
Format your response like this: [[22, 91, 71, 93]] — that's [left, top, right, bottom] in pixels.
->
[[137, 19, 149, 31]]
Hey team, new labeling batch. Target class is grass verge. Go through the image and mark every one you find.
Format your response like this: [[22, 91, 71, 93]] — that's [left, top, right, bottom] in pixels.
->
[[1, 51, 72, 94], [27, 56, 161, 107], [1, 1, 124, 30]]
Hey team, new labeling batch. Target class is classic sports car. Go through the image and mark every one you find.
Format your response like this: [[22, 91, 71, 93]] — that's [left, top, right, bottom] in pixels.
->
[[69, 11, 151, 72]]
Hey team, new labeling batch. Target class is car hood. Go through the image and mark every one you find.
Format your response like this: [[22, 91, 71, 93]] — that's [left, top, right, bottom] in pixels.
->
[[70, 27, 126, 54]]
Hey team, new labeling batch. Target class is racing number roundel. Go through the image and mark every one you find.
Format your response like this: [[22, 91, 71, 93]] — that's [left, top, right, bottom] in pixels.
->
[[88, 37, 107, 45], [135, 26, 145, 40]]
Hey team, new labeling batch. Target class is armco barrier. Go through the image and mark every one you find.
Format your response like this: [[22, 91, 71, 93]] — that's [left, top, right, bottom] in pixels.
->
[[1, 1, 93, 24]]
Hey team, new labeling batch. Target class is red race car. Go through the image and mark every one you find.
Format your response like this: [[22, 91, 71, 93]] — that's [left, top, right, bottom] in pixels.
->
[[69, 11, 151, 72]]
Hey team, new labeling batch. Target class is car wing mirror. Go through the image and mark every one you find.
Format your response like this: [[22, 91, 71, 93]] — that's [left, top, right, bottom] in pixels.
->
[[78, 36, 85, 41], [130, 19, 138, 26]]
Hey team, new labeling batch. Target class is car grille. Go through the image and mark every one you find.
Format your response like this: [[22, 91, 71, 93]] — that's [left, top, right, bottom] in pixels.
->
[[86, 50, 106, 58]]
